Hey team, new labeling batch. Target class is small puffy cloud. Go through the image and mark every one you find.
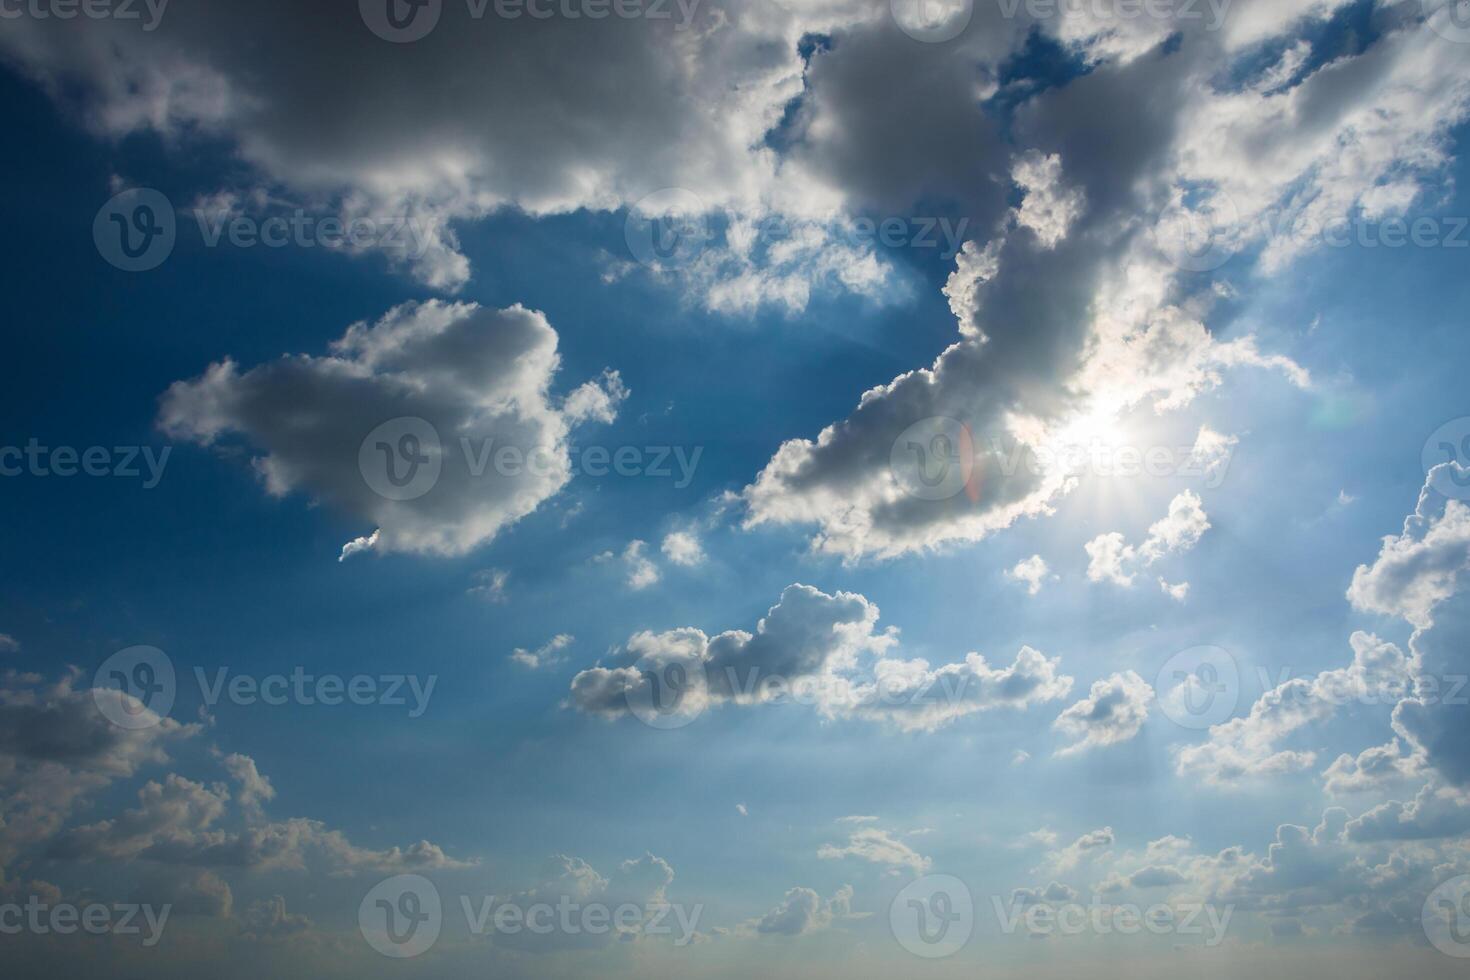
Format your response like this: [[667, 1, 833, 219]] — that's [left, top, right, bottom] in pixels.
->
[[1012, 881, 1079, 906], [1053, 672, 1154, 755], [160, 301, 624, 558], [818, 828, 929, 875], [621, 540, 660, 590], [239, 895, 312, 941], [511, 634, 574, 670], [1008, 555, 1051, 596], [0, 634, 18, 654], [1086, 491, 1210, 589], [736, 803, 748, 817], [661, 530, 706, 568], [753, 884, 853, 937]]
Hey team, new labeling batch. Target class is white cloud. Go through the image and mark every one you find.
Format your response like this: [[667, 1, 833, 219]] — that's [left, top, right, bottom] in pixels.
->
[[1053, 672, 1154, 756], [661, 530, 706, 568], [1086, 491, 1210, 589], [511, 634, 574, 670], [468, 568, 510, 604], [818, 827, 929, 875], [753, 884, 854, 937], [160, 301, 625, 558], [1008, 555, 1051, 596]]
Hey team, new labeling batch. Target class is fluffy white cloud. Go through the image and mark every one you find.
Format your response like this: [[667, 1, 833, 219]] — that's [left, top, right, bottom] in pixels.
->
[[1053, 672, 1154, 755], [661, 530, 706, 568], [1086, 491, 1211, 589], [753, 884, 853, 937], [1008, 555, 1051, 595], [160, 301, 624, 558], [567, 583, 1071, 732], [1175, 632, 1412, 785]]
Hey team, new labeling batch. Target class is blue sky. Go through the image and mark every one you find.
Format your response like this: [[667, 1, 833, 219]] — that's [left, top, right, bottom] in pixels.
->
[[4, 1, 1470, 977]]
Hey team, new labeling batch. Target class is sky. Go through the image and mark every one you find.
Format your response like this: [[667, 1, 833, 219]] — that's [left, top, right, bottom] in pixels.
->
[[2, 0, 1470, 976]]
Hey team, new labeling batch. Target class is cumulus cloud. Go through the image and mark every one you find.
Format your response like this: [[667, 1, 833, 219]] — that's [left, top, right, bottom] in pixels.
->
[[1053, 672, 1154, 755], [566, 583, 1071, 732], [1175, 632, 1411, 785], [1086, 491, 1210, 589], [160, 301, 624, 558], [753, 884, 854, 937], [661, 530, 706, 568], [1008, 555, 1051, 595]]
